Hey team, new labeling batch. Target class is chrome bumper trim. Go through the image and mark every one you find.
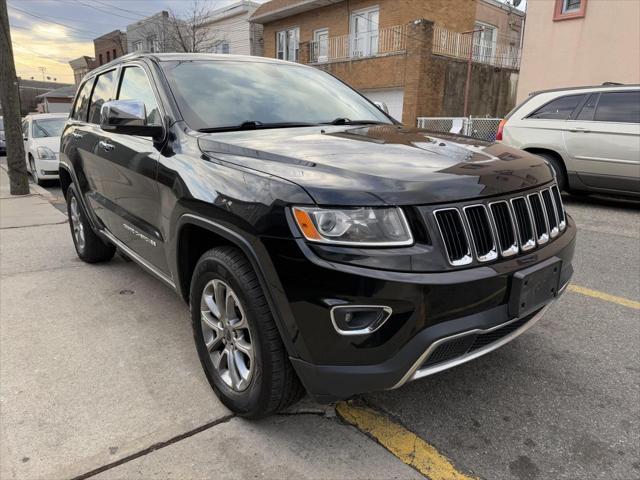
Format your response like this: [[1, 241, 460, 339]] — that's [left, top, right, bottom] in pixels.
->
[[392, 279, 570, 389]]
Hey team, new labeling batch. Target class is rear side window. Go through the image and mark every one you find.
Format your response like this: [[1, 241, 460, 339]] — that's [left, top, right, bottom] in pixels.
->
[[117, 67, 162, 125], [527, 94, 585, 120], [594, 91, 640, 123], [72, 79, 94, 122], [576, 93, 599, 121], [88, 70, 116, 124]]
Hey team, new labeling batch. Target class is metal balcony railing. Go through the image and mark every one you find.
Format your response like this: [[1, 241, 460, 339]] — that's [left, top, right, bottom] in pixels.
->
[[309, 24, 408, 63], [433, 26, 521, 69]]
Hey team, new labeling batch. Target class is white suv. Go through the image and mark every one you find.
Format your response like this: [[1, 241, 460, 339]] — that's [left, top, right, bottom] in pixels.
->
[[498, 85, 639, 197]]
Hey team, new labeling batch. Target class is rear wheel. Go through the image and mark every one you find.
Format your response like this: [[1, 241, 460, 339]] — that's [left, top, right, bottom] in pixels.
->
[[190, 246, 304, 418], [66, 183, 115, 263], [537, 152, 567, 192]]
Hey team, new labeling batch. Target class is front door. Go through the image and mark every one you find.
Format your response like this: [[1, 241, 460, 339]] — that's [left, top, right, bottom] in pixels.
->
[[95, 64, 168, 273]]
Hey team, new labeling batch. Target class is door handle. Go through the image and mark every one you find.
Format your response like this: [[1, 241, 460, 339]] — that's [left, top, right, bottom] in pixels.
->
[[568, 127, 591, 133], [72, 132, 83, 139], [99, 140, 115, 151]]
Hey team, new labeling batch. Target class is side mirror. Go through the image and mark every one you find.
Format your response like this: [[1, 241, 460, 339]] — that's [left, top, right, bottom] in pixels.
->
[[100, 100, 163, 139], [373, 101, 389, 115]]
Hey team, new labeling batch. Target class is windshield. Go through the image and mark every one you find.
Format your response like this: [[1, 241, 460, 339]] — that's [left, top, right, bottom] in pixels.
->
[[32, 118, 66, 138], [161, 60, 392, 131], [0, 117, 4, 130]]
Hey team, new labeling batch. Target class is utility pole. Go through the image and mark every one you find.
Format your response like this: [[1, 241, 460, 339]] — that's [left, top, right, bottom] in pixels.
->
[[38, 66, 46, 81], [0, 0, 30, 195], [462, 27, 484, 118]]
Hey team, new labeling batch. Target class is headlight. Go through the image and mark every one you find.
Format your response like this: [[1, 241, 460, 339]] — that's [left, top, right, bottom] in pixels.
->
[[37, 146, 56, 160], [292, 206, 413, 246]]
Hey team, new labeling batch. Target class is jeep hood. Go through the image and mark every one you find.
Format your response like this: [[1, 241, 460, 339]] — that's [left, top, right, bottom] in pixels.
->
[[198, 125, 553, 206]]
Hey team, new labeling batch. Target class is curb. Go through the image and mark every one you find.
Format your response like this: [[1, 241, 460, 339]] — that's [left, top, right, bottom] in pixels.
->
[[0, 163, 58, 202]]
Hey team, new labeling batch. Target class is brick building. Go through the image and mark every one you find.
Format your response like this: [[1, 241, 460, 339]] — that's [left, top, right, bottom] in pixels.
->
[[94, 30, 128, 67], [251, 0, 522, 124]]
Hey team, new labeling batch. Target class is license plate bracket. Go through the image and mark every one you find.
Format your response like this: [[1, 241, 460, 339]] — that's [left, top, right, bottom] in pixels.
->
[[509, 257, 562, 318]]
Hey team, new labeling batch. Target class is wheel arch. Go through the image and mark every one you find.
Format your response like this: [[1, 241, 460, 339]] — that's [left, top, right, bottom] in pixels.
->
[[175, 214, 302, 359]]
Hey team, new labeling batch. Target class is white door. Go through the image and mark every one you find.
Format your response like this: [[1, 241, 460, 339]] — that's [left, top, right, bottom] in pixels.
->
[[351, 7, 379, 58], [314, 28, 329, 62], [362, 88, 404, 122]]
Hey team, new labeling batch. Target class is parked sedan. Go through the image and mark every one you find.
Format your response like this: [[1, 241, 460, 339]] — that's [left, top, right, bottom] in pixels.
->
[[22, 113, 67, 185], [498, 85, 640, 197]]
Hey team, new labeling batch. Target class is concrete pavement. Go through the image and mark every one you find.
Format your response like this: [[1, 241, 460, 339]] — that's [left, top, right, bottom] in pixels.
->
[[0, 168, 420, 480]]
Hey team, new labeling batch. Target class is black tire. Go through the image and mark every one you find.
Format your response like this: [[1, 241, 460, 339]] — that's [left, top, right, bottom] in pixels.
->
[[190, 246, 304, 418], [66, 183, 116, 263], [28, 155, 43, 186], [537, 152, 567, 192]]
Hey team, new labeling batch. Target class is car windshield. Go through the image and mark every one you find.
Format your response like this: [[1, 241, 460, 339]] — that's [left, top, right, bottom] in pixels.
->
[[161, 60, 392, 131], [0, 117, 4, 130], [32, 118, 66, 138]]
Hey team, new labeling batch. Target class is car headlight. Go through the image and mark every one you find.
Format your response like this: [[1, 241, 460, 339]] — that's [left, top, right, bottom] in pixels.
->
[[292, 206, 413, 246], [37, 146, 56, 160]]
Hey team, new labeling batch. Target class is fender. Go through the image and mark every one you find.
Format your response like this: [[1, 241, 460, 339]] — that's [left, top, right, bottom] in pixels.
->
[[175, 213, 305, 361], [59, 162, 105, 233]]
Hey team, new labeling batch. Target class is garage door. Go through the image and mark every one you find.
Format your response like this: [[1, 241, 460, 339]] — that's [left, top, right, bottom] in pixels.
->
[[361, 88, 404, 122]]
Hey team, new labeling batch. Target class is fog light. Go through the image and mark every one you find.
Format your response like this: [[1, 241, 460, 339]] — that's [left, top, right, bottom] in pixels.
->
[[330, 305, 392, 335]]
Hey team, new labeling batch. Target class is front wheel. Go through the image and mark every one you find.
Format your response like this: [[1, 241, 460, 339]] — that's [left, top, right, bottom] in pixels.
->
[[190, 246, 304, 418], [29, 155, 43, 186], [66, 184, 115, 263]]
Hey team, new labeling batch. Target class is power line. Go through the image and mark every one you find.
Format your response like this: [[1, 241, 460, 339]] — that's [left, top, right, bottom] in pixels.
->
[[8, 4, 100, 37], [85, 0, 150, 17]]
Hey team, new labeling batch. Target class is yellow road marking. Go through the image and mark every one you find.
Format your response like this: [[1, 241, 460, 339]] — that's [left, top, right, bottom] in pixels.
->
[[568, 285, 640, 310], [336, 402, 477, 480]]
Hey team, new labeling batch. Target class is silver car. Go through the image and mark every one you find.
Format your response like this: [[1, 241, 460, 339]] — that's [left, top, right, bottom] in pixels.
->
[[499, 85, 640, 197]]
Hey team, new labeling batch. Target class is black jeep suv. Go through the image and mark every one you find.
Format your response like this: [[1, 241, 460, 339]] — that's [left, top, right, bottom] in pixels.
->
[[60, 53, 576, 418]]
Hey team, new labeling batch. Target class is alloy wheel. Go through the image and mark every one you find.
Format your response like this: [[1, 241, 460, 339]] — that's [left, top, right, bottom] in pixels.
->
[[200, 279, 254, 391], [69, 196, 86, 251]]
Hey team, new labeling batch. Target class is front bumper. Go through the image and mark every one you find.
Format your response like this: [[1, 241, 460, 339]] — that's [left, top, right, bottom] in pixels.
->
[[265, 215, 576, 403], [32, 158, 60, 179]]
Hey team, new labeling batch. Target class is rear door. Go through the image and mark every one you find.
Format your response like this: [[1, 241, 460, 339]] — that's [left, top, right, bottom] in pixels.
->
[[564, 90, 640, 193], [93, 63, 167, 272]]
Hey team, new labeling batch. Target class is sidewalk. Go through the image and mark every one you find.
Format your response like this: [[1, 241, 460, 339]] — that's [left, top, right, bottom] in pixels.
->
[[0, 168, 420, 480]]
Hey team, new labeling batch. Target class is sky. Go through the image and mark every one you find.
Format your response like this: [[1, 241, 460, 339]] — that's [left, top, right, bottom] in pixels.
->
[[8, 0, 526, 85], [8, 0, 243, 83]]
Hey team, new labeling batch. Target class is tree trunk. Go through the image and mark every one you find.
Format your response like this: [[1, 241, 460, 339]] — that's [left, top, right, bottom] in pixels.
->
[[0, 0, 30, 195]]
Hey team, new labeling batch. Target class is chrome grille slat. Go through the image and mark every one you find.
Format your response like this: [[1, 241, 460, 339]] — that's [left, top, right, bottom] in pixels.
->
[[527, 193, 549, 245], [550, 185, 566, 231], [489, 201, 519, 257], [432, 183, 566, 266], [541, 189, 559, 238], [434, 208, 472, 266], [463, 205, 497, 262]]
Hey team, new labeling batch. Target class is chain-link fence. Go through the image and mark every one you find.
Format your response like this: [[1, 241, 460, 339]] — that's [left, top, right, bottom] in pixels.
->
[[417, 117, 502, 142]]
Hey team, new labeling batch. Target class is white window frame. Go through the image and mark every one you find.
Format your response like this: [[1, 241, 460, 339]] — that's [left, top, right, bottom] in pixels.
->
[[276, 27, 300, 62], [146, 35, 159, 53], [473, 21, 497, 63], [313, 28, 329, 62], [132, 40, 143, 52], [213, 40, 230, 54], [350, 6, 379, 58]]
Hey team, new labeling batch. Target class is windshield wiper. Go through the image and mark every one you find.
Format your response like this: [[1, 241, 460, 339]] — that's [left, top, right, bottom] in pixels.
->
[[322, 118, 389, 126], [198, 121, 318, 133]]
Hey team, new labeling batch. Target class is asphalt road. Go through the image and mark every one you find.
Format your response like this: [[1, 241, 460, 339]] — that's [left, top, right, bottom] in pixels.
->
[[2, 156, 639, 479]]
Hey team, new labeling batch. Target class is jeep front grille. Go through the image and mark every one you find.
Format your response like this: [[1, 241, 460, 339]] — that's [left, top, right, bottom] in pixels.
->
[[433, 184, 566, 266]]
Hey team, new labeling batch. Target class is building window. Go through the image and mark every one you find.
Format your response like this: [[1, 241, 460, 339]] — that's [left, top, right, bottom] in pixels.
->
[[276, 27, 299, 62], [106, 51, 110, 62], [99, 53, 103, 65], [213, 40, 230, 54], [132, 40, 143, 52], [473, 22, 497, 63], [147, 35, 159, 53], [312, 28, 329, 62], [554, 0, 587, 20], [113, 49, 116, 59], [350, 6, 379, 58]]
